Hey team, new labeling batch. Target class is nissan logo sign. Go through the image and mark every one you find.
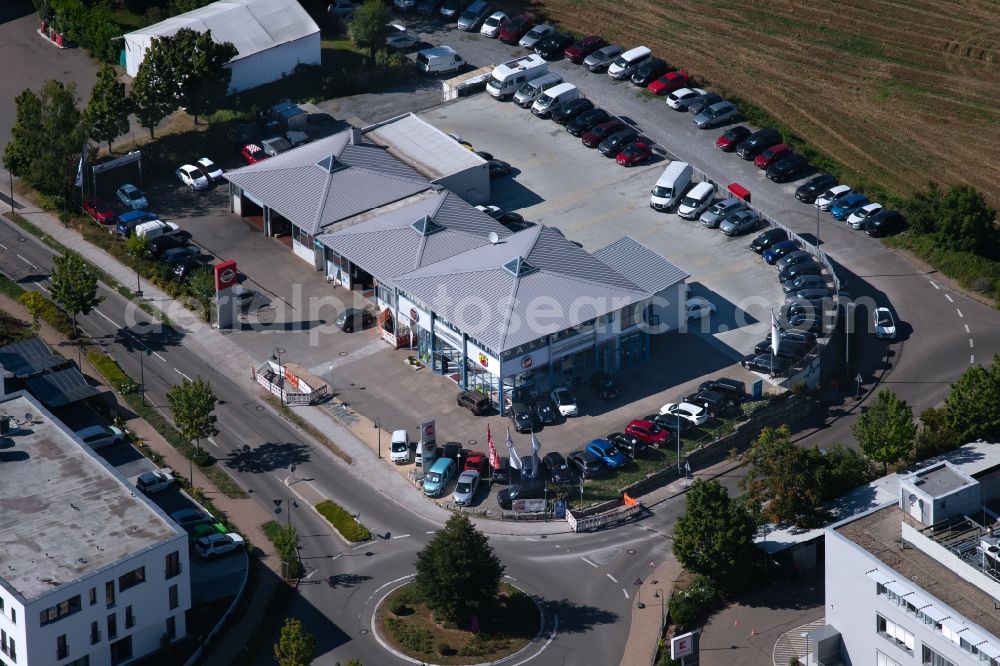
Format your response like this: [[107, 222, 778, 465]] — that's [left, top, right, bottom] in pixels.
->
[[219, 268, 236, 284]]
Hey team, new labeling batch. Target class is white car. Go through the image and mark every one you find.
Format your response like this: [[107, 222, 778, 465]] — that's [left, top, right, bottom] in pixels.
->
[[551, 387, 578, 417], [815, 185, 852, 211], [386, 23, 419, 50], [390, 429, 410, 464], [75, 424, 124, 450], [847, 202, 883, 230], [480, 11, 508, 37], [874, 307, 896, 339], [519, 24, 553, 49], [659, 402, 709, 426], [195, 157, 223, 182], [176, 164, 210, 190], [685, 296, 716, 320], [136, 470, 174, 495], [327, 0, 359, 15], [452, 470, 480, 505], [193, 532, 245, 558], [666, 87, 706, 111]]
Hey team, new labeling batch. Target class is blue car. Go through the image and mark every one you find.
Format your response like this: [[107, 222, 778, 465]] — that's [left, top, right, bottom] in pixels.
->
[[585, 438, 628, 469], [422, 457, 455, 497], [762, 239, 801, 265], [830, 193, 870, 221]]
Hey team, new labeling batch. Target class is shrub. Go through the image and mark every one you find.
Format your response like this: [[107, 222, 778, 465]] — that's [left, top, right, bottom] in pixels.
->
[[384, 617, 433, 654], [668, 575, 722, 629], [0, 275, 25, 298], [389, 600, 410, 616], [315, 500, 371, 542], [87, 352, 133, 393], [436, 641, 452, 656]]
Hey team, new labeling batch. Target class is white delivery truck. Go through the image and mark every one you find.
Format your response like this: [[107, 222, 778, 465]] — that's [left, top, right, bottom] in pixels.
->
[[486, 54, 548, 100], [415, 46, 466, 75], [650, 161, 693, 211]]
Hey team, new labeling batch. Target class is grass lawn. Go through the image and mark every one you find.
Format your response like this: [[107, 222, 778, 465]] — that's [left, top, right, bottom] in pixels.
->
[[377, 582, 538, 664]]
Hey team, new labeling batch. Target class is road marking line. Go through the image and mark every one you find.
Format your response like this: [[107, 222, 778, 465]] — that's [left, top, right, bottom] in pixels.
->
[[965, 324, 971, 334], [606, 573, 618, 583], [392, 534, 411, 539], [16, 254, 34, 267], [352, 542, 369, 551], [173, 368, 191, 381], [930, 280, 940, 289], [972, 355, 976, 364], [35, 282, 50, 294], [580, 557, 599, 568], [93, 308, 121, 328], [153, 352, 166, 362], [622, 589, 629, 599], [511, 615, 558, 666], [970, 339, 975, 348], [945, 294, 954, 303], [425, 530, 436, 534], [554, 544, 561, 548], [206, 437, 219, 449], [364, 574, 413, 607], [957, 309, 964, 318], [504, 574, 518, 581], [0, 243, 7, 250]]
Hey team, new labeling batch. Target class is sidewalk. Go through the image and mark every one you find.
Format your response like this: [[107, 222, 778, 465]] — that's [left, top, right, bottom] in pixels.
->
[[618, 559, 682, 666]]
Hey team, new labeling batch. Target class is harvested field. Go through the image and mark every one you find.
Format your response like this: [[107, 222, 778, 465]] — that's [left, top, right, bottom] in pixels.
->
[[522, 0, 1000, 203]]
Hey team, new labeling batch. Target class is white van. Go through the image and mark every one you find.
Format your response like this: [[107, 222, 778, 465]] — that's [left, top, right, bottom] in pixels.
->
[[390, 429, 410, 464], [415, 46, 466, 75], [487, 54, 548, 100], [415, 439, 437, 468], [75, 424, 124, 450], [650, 161, 693, 211], [676, 181, 716, 220], [134, 219, 181, 240], [607, 46, 652, 80], [513, 72, 563, 108], [531, 82, 580, 118]]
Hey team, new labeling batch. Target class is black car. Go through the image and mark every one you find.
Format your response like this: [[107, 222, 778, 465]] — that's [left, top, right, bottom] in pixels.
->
[[497, 479, 547, 509], [542, 452, 573, 484], [684, 389, 733, 416], [509, 401, 537, 433], [761, 328, 817, 351], [598, 128, 639, 156], [775, 249, 814, 271], [742, 353, 788, 375], [735, 127, 782, 160], [766, 154, 810, 182], [786, 312, 825, 334], [781, 274, 827, 294], [750, 228, 788, 254], [778, 261, 823, 283], [535, 32, 574, 60], [335, 307, 374, 332], [552, 98, 595, 125], [567, 108, 610, 136], [568, 450, 605, 478], [642, 414, 693, 435], [416, 0, 442, 14], [172, 259, 210, 282], [608, 432, 646, 458], [488, 159, 512, 179], [698, 378, 746, 404], [533, 396, 559, 425], [687, 92, 723, 116], [717, 125, 751, 151], [864, 209, 904, 237], [442, 441, 462, 462], [589, 372, 618, 399], [146, 235, 188, 259], [630, 58, 670, 86], [795, 174, 838, 203]]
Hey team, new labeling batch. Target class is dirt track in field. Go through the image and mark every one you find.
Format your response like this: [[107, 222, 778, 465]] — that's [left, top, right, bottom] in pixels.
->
[[523, 0, 1000, 203]]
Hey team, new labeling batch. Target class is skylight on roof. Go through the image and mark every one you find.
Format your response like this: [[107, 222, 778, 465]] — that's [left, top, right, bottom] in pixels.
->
[[503, 256, 538, 277], [411, 215, 444, 236], [316, 155, 349, 174]]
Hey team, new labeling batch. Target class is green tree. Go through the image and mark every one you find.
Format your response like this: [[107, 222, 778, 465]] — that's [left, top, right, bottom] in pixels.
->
[[934, 185, 998, 258], [19, 291, 47, 333], [900, 181, 941, 235], [85, 64, 132, 152], [349, 0, 391, 57], [914, 406, 961, 461], [131, 36, 178, 139], [3, 89, 43, 176], [672, 479, 757, 587], [853, 389, 917, 474], [739, 425, 824, 527], [124, 233, 149, 293], [414, 514, 504, 623], [49, 252, 102, 337], [943, 354, 1000, 442], [273, 617, 315, 666], [170, 28, 237, 124], [273, 524, 301, 579], [165, 376, 218, 458], [187, 268, 216, 322]]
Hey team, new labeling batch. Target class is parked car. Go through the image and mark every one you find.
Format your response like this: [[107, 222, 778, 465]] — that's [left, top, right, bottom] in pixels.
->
[[781, 274, 827, 294], [666, 87, 707, 111], [716, 125, 751, 151], [146, 235, 188, 259], [519, 23, 553, 49], [175, 164, 209, 190], [750, 228, 788, 254], [136, 470, 174, 494], [766, 154, 810, 182], [775, 250, 815, 271], [195, 157, 224, 182], [753, 144, 792, 169], [171, 508, 215, 529], [452, 470, 480, 505], [685, 296, 716, 320], [762, 239, 801, 265], [439, 0, 464, 18], [786, 287, 832, 303], [535, 32, 574, 60], [631, 59, 671, 87], [608, 432, 645, 458], [581, 119, 627, 147], [698, 378, 746, 404], [585, 438, 628, 469], [497, 479, 546, 509], [534, 395, 559, 425], [568, 450, 605, 478], [480, 11, 508, 37], [687, 92, 723, 116], [487, 159, 512, 178], [647, 70, 691, 95], [864, 209, 904, 237], [624, 419, 670, 448], [847, 203, 883, 229], [795, 174, 838, 203], [598, 128, 639, 156], [567, 108, 610, 136], [742, 353, 788, 375], [193, 532, 245, 558], [551, 387, 578, 416], [386, 28, 420, 50], [719, 209, 760, 236], [389, 429, 410, 464], [589, 372, 618, 399], [75, 424, 125, 450], [735, 128, 782, 160], [693, 101, 740, 129], [462, 451, 489, 475], [778, 261, 823, 283], [509, 401, 537, 433], [116, 183, 148, 210], [519, 454, 537, 480], [328, 0, 360, 15], [552, 98, 594, 125], [457, 1, 492, 30], [616, 139, 654, 166], [416, 0, 443, 15], [498, 13, 533, 43], [583, 43, 623, 72], [423, 457, 456, 497], [393, 0, 416, 11], [160, 245, 202, 265], [457, 389, 491, 415], [642, 413, 693, 435], [564, 35, 606, 62], [82, 198, 116, 224], [542, 452, 573, 484], [700, 197, 745, 228], [335, 307, 374, 332], [815, 184, 853, 211], [874, 307, 896, 339], [659, 401, 708, 426], [240, 143, 268, 165], [684, 389, 733, 416], [831, 193, 870, 221], [172, 259, 210, 283]]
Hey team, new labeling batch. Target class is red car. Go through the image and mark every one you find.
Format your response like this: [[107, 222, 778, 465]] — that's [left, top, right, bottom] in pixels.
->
[[563, 35, 606, 63], [82, 198, 116, 225], [754, 143, 792, 169], [241, 143, 269, 165], [624, 419, 671, 447], [616, 139, 654, 166], [498, 14, 534, 44], [463, 451, 490, 475], [646, 69, 690, 95], [716, 125, 751, 152], [582, 119, 627, 148]]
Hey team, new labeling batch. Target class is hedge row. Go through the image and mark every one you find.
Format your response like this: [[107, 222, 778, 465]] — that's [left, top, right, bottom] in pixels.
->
[[384, 617, 434, 654], [314, 500, 371, 542], [888, 233, 1000, 304]]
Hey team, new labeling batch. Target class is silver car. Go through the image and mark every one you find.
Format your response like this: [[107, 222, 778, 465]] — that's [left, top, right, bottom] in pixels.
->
[[519, 24, 553, 49], [700, 197, 746, 228], [453, 470, 480, 505], [583, 43, 624, 72], [693, 101, 740, 129], [719, 209, 760, 236]]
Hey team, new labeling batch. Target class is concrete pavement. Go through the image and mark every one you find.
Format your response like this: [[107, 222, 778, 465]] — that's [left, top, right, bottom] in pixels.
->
[[618, 559, 682, 666]]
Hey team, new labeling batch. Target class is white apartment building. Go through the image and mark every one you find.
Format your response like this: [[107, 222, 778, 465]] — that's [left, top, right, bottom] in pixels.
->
[[0, 393, 191, 666]]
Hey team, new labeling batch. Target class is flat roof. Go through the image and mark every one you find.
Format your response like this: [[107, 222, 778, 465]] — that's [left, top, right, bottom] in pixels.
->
[[0, 393, 179, 602], [366, 113, 486, 180], [911, 463, 972, 497]]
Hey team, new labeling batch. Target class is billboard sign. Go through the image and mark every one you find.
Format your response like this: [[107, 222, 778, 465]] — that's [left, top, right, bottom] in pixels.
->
[[671, 631, 697, 659]]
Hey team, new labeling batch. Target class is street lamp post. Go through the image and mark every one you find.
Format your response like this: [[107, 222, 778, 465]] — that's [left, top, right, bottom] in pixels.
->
[[374, 417, 381, 458], [271, 347, 286, 403], [675, 394, 684, 475], [138, 350, 145, 406], [134, 252, 142, 297]]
